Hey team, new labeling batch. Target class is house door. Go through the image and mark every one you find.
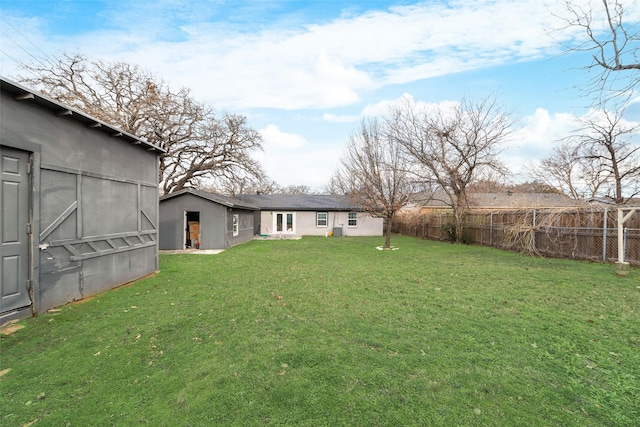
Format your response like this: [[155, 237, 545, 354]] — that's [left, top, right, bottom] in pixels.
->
[[275, 212, 295, 233], [1, 146, 32, 314]]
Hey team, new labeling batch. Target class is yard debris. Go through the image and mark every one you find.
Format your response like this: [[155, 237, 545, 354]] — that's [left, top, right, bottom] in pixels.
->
[[1, 320, 24, 335], [0, 368, 11, 377], [279, 363, 288, 376]]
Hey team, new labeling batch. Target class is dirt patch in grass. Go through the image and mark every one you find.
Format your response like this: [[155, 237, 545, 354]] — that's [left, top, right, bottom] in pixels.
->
[[0, 320, 24, 335], [71, 296, 97, 305]]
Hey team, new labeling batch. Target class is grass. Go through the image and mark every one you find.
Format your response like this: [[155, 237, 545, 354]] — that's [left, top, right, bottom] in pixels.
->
[[1, 236, 639, 426]]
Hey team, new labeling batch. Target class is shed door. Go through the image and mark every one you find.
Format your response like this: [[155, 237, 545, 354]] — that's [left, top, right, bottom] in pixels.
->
[[1, 146, 32, 314]]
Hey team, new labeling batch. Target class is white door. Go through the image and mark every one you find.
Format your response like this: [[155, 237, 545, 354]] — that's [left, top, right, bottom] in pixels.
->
[[274, 212, 295, 233]]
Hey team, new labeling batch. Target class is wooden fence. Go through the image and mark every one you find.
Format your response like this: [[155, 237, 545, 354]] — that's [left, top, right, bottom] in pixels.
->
[[391, 208, 640, 265]]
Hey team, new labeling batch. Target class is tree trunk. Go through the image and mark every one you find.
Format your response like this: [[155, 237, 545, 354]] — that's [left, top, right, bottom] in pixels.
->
[[385, 222, 392, 249]]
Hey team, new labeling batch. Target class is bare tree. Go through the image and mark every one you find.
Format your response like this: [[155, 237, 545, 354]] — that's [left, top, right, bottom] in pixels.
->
[[553, 0, 640, 104], [389, 96, 515, 243], [332, 118, 414, 249], [280, 184, 315, 195], [532, 107, 640, 202], [574, 108, 640, 203], [20, 53, 263, 194], [202, 171, 279, 197], [530, 141, 609, 199]]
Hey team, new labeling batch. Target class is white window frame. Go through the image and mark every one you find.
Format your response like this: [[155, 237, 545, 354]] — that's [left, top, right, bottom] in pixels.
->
[[232, 214, 239, 236], [348, 212, 357, 227], [316, 211, 328, 227], [273, 212, 296, 234]]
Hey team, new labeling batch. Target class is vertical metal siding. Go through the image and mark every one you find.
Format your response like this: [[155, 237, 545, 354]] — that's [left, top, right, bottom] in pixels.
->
[[1, 88, 160, 315]]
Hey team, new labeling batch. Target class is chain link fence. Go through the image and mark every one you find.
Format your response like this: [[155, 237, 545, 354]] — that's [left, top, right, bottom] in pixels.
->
[[392, 207, 640, 265]]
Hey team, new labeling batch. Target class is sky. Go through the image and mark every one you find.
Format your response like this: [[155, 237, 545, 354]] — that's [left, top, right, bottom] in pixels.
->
[[1, 0, 639, 191]]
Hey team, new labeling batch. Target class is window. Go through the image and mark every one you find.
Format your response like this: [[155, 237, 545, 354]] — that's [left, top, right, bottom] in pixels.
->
[[348, 212, 357, 227], [316, 212, 328, 227], [232, 214, 239, 236]]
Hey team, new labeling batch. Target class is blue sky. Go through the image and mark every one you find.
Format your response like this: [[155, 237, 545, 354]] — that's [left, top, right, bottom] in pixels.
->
[[1, 0, 639, 191]]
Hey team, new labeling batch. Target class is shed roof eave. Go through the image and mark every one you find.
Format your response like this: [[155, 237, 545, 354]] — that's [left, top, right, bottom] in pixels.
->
[[1, 77, 165, 154], [159, 188, 259, 210]]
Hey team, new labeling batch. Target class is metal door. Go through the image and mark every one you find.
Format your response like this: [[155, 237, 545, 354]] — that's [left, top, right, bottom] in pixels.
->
[[1, 146, 32, 314]]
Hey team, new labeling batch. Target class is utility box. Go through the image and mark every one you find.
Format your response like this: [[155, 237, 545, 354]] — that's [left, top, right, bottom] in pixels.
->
[[332, 227, 343, 237]]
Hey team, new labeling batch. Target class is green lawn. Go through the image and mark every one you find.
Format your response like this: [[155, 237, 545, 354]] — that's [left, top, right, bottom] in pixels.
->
[[1, 236, 639, 426]]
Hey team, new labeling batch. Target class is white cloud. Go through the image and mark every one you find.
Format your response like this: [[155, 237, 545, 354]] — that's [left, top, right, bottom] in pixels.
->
[[504, 108, 578, 177], [260, 124, 306, 150], [361, 93, 462, 118], [5, 0, 635, 190], [322, 113, 359, 123], [257, 124, 340, 189], [0, 0, 591, 110]]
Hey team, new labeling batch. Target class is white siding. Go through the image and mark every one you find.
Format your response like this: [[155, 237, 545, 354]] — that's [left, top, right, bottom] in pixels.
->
[[259, 211, 382, 236]]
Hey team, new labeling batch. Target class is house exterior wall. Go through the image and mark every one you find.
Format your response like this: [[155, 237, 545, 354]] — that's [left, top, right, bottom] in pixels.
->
[[259, 211, 383, 236], [159, 194, 255, 250], [1, 87, 160, 316]]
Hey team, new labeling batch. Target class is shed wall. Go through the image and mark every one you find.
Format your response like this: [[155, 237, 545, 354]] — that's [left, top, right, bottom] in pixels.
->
[[159, 194, 227, 250], [159, 194, 256, 250], [1, 89, 160, 315], [226, 209, 255, 247]]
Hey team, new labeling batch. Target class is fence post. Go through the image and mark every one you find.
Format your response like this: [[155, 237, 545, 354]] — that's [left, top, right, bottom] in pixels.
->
[[490, 211, 493, 246], [618, 208, 624, 264], [602, 208, 607, 262], [531, 209, 537, 252], [533, 209, 537, 228]]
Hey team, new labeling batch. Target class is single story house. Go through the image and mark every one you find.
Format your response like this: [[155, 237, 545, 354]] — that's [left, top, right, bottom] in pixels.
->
[[159, 189, 259, 250], [236, 193, 384, 237], [1, 78, 163, 321]]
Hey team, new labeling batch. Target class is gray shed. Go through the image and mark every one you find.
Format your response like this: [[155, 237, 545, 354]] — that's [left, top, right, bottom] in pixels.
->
[[159, 189, 258, 250], [1, 78, 163, 321]]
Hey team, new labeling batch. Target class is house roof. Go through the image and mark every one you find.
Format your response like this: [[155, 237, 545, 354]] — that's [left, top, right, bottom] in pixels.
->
[[413, 191, 585, 209], [236, 194, 361, 211], [468, 192, 585, 209], [1, 77, 165, 153], [160, 188, 259, 210]]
